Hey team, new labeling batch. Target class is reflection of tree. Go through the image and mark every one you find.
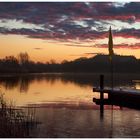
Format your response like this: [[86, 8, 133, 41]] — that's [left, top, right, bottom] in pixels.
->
[[0, 74, 136, 94], [0, 76, 33, 93], [0, 77, 19, 90], [19, 78, 29, 93]]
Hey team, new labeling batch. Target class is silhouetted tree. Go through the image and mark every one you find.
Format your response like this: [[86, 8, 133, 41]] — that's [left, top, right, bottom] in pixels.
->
[[0, 54, 140, 73], [0, 55, 20, 73], [50, 59, 56, 64], [18, 52, 29, 65]]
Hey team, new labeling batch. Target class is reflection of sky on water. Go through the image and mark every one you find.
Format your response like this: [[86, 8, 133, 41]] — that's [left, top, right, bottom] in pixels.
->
[[0, 75, 94, 106], [33, 108, 140, 138], [0, 73, 139, 106], [1, 74, 140, 137], [134, 82, 140, 90]]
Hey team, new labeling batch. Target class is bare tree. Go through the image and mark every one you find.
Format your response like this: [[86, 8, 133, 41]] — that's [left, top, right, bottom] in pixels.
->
[[18, 52, 29, 65]]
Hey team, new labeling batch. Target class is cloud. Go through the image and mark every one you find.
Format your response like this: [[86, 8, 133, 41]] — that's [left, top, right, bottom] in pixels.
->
[[0, 2, 139, 23], [70, 52, 106, 58], [94, 43, 140, 49], [112, 29, 140, 39], [0, 2, 140, 49], [0, 19, 45, 30], [84, 52, 105, 55], [34, 48, 43, 50]]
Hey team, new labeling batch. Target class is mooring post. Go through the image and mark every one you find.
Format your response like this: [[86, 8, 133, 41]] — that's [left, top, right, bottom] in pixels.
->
[[100, 75, 104, 120], [100, 74, 104, 100]]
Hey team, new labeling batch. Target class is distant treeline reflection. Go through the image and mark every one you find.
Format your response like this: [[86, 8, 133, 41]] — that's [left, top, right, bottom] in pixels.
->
[[0, 73, 138, 93], [0, 53, 140, 73]]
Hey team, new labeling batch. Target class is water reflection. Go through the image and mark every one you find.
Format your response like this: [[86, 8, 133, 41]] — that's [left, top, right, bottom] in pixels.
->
[[0, 73, 140, 137], [0, 73, 138, 93], [33, 107, 140, 138], [0, 73, 139, 106]]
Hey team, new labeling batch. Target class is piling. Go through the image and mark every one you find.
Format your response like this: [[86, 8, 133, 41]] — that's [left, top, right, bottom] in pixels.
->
[[100, 74, 104, 100], [99, 75, 104, 119]]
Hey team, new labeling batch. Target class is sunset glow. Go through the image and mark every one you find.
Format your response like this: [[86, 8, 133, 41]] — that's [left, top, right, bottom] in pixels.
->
[[1, 2, 140, 62]]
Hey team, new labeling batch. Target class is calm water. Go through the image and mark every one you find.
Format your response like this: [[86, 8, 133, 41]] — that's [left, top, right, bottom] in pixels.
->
[[1, 73, 140, 138]]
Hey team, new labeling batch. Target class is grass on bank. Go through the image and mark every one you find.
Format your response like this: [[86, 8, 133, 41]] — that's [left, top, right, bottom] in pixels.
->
[[0, 94, 38, 138]]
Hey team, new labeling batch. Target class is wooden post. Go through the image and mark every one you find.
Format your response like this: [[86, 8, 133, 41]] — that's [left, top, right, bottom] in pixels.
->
[[100, 75, 104, 120], [100, 74, 104, 100]]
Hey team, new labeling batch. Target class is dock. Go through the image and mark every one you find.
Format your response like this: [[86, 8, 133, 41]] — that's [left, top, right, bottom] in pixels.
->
[[93, 75, 140, 110]]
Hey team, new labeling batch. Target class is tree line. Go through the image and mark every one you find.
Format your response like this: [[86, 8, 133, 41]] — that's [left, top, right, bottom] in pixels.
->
[[0, 53, 140, 73]]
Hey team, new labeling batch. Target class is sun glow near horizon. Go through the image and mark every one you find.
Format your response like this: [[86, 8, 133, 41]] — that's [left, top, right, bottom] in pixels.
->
[[0, 34, 140, 63], [1, 2, 140, 62]]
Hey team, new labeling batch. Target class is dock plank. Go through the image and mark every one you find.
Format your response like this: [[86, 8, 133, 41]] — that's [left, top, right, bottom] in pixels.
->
[[93, 87, 140, 96]]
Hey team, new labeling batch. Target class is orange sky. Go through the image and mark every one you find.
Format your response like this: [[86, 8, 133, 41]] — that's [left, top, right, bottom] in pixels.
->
[[0, 34, 140, 63], [1, 2, 140, 63]]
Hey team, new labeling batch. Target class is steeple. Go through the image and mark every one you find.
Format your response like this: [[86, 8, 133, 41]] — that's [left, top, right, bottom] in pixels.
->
[[108, 26, 114, 60]]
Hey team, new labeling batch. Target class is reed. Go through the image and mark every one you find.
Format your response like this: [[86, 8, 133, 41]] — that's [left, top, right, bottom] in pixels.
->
[[0, 94, 38, 138]]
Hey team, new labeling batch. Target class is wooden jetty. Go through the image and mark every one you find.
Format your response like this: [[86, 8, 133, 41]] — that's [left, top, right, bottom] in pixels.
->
[[93, 27, 140, 110], [93, 75, 140, 110]]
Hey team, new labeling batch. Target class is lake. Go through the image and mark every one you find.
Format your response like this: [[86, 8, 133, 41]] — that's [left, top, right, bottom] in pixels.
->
[[0, 73, 140, 138]]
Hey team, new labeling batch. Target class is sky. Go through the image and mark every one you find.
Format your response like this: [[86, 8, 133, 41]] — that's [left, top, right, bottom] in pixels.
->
[[1, 2, 140, 63]]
